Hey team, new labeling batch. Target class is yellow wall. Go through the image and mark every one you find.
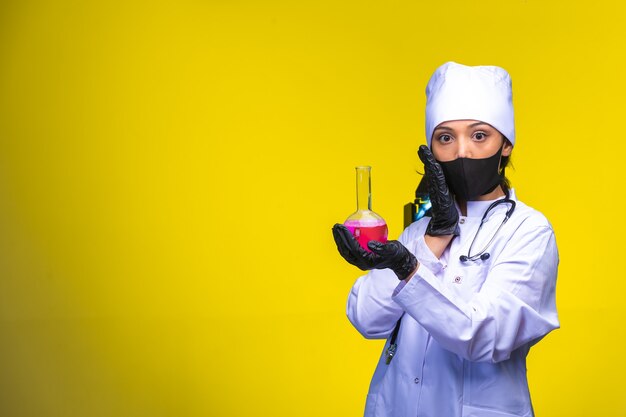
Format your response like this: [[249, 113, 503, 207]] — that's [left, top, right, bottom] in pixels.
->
[[0, 0, 624, 416]]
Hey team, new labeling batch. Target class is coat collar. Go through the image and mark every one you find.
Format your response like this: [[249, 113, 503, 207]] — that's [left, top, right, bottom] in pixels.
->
[[458, 188, 517, 219]]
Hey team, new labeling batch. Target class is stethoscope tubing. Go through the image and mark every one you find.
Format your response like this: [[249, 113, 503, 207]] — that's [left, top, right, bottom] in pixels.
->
[[460, 198, 516, 263]]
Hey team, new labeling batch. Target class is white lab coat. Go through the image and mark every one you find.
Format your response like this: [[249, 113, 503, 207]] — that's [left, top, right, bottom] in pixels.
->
[[347, 190, 559, 417]]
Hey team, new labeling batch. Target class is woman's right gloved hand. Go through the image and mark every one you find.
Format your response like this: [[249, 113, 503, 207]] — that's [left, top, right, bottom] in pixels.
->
[[418, 145, 460, 236], [332, 224, 418, 280]]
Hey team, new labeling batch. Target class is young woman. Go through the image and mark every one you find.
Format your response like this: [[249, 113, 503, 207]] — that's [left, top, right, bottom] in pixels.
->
[[332, 62, 559, 417]]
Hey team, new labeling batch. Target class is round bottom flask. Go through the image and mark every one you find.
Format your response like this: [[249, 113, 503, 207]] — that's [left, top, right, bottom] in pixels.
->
[[343, 166, 388, 252]]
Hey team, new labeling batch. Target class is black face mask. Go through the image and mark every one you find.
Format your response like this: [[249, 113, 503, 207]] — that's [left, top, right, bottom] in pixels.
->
[[436, 146, 504, 201]]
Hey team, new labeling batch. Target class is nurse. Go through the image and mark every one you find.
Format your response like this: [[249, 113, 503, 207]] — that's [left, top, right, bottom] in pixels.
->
[[332, 62, 559, 417]]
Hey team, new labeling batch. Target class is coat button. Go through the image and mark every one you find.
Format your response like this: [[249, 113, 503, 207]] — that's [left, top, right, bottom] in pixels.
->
[[414, 377, 420, 384], [459, 218, 465, 224]]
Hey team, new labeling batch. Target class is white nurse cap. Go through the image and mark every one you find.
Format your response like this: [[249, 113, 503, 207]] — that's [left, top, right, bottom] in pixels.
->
[[425, 61, 515, 147]]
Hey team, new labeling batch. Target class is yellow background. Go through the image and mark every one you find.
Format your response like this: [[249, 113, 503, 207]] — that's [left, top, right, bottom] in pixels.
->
[[0, 0, 624, 416]]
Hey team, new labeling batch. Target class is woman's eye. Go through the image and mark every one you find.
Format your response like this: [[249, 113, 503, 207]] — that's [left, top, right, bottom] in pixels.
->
[[473, 132, 488, 141], [438, 134, 453, 143]]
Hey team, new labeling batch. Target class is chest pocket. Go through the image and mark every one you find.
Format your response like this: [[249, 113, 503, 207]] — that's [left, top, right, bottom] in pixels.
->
[[444, 259, 492, 303]]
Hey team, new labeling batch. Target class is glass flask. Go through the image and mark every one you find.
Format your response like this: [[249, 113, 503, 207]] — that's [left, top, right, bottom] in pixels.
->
[[343, 166, 388, 252]]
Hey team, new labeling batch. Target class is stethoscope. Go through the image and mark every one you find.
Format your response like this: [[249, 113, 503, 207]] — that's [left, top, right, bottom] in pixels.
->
[[459, 197, 516, 262]]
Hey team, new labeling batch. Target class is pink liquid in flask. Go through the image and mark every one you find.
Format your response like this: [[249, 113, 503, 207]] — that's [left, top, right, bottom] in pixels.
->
[[344, 218, 388, 252]]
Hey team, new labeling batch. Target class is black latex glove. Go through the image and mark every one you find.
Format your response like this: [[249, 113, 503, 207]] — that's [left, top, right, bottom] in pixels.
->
[[417, 145, 460, 236], [332, 224, 418, 280]]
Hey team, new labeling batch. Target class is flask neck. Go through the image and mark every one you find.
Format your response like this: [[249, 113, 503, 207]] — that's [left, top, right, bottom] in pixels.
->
[[355, 166, 372, 211]]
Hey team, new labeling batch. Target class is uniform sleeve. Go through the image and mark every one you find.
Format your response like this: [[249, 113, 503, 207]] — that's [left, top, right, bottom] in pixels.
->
[[392, 224, 559, 363], [346, 221, 440, 339]]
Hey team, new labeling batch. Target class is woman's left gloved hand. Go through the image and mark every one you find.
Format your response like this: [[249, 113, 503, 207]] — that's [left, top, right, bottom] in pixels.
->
[[332, 224, 418, 280]]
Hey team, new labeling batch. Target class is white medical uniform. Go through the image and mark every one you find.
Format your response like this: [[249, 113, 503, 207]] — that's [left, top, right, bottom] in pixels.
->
[[347, 189, 559, 417]]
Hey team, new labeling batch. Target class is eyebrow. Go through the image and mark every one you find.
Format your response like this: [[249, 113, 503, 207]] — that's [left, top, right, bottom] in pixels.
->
[[434, 122, 491, 131], [468, 122, 491, 128]]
